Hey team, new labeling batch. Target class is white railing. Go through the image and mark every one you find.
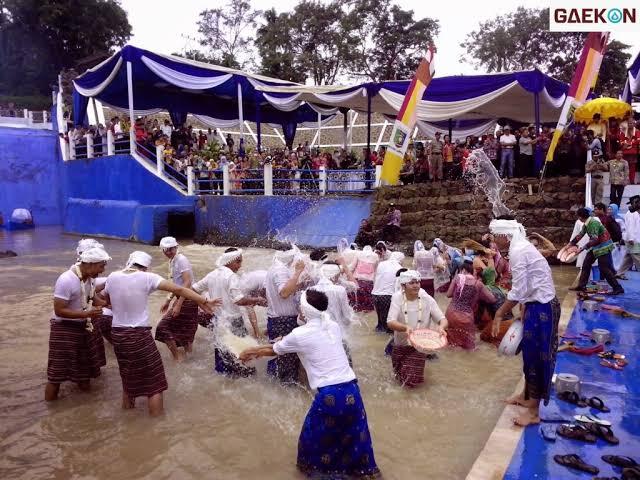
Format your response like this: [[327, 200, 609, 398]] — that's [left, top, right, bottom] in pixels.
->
[[0, 108, 52, 130]]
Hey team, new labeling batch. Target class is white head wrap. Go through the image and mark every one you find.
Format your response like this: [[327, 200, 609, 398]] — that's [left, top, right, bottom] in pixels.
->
[[300, 289, 335, 343], [320, 264, 341, 280], [389, 251, 405, 263], [76, 238, 103, 257], [125, 251, 152, 269], [489, 219, 528, 254], [429, 246, 439, 257], [274, 245, 299, 265], [337, 238, 349, 253], [216, 248, 243, 267], [398, 269, 421, 284], [414, 240, 425, 254], [80, 247, 111, 263], [159, 236, 178, 250]]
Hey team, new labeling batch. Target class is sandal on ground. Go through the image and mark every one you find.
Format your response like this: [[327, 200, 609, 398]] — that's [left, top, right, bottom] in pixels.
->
[[584, 423, 619, 445], [570, 344, 605, 355], [539, 424, 556, 441], [602, 455, 638, 468], [593, 477, 620, 480], [553, 454, 599, 474], [558, 391, 587, 407], [622, 466, 640, 480], [574, 414, 611, 426], [587, 396, 611, 413], [556, 424, 597, 443], [601, 359, 625, 370]]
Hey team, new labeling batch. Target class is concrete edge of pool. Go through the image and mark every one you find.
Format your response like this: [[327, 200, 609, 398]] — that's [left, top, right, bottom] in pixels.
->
[[465, 288, 579, 480]]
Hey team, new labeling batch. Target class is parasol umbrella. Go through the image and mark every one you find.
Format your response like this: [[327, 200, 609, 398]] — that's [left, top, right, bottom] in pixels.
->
[[574, 97, 632, 123]]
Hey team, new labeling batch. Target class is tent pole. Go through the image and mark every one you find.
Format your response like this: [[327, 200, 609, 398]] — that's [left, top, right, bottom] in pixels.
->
[[366, 91, 372, 154], [256, 97, 262, 153], [534, 91, 542, 174], [317, 112, 322, 149], [237, 82, 244, 141], [126, 61, 135, 151], [343, 109, 348, 151], [91, 98, 100, 127], [448, 118, 453, 140]]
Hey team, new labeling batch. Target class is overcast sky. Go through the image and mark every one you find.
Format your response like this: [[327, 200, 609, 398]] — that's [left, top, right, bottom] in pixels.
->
[[119, 0, 640, 80]]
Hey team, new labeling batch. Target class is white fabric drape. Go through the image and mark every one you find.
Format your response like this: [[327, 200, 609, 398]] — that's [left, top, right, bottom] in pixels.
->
[[192, 114, 242, 129], [307, 103, 339, 115], [262, 92, 303, 112], [629, 68, 640, 95], [141, 56, 233, 90], [73, 58, 123, 97], [378, 81, 520, 122], [312, 87, 366, 105], [416, 119, 496, 142], [100, 101, 163, 117], [541, 87, 566, 108]]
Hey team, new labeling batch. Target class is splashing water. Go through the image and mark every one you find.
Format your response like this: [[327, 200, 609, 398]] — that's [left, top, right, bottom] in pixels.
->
[[465, 149, 512, 218]]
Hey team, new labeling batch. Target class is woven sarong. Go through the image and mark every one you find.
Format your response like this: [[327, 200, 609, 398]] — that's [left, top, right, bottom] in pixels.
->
[[348, 280, 375, 312], [391, 345, 427, 388], [267, 315, 300, 384], [373, 295, 392, 333], [47, 319, 101, 383], [112, 326, 168, 398], [155, 299, 199, 347]]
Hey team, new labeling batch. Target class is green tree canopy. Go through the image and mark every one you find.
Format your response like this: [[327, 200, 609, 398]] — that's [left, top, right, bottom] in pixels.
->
[[0, 0, 131, 96], [461, 7, 631, 96]]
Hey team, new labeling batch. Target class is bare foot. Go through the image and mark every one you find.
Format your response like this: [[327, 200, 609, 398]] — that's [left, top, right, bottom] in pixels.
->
[[513, 409, 540, 427], [504, 392, 525, 405], [176, 350, 185, 362]]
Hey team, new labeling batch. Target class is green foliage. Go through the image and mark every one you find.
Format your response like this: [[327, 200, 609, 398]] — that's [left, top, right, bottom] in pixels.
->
[[0, 0, 131, 96], [197, 0, 262, 70], [461, 7, 631, 96]]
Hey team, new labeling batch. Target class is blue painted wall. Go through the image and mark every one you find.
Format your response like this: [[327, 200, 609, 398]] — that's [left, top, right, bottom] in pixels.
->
[[0, 127, 62, 225], [62, 155, 195, 243], [196, 195, 372, 248]]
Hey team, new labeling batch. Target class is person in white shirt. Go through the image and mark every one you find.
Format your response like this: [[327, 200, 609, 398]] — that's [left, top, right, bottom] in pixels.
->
[[161, 119, 173, 138], [372, 251, 404, 333], [490, 218, 560, 427], [45, 247, 111, 402], [499, 126, 517, 178], [155, 237, 198, 361], [192, 248, 266, 376], [619, 195, 640, 274], [239, 289, 381, 479], [387, 270, 446, 388], [412, 241, 441, 297], [103, 251, 218, 416], [264, 246, 306, 384]]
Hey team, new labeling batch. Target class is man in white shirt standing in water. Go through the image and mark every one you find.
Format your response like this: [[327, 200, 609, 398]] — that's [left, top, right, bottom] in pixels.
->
[[490, 218, 560, 427], [103, 251, 219, 416], [155, 236, 198, 361]]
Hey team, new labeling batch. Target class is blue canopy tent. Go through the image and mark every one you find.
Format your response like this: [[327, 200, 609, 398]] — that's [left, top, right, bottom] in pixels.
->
[[73, 45, 338, 149]]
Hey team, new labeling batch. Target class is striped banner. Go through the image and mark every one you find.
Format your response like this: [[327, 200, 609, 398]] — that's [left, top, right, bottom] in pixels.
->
[[380, 47, 436, 185], [545, 32, 609, 163]]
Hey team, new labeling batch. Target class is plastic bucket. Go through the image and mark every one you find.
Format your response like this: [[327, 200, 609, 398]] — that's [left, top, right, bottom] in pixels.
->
[[591, 265, 600, 281]]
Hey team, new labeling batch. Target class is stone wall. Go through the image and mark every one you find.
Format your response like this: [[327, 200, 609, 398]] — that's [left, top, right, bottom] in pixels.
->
[[370, 176, 586, 249]]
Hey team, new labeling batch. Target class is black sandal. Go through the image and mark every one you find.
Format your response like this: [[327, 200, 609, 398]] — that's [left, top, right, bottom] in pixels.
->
[[623, 466, 640, 480], [558, 390, 587, 407], [554, 454, 599, 474], [586, 423, 619, 444], [603, 456, 639, 468], [587, 396, 611, 412], [557, 424, 597, 443]]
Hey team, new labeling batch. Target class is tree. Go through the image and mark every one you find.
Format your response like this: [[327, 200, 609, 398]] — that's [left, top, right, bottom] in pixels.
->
[[461, 7, 631, 96], [197, 0, 262, 70], [255, 9, 306, 83], [171, 49, 217, 65], [0, 0, 131, 96], [346, 0, 439, 81]]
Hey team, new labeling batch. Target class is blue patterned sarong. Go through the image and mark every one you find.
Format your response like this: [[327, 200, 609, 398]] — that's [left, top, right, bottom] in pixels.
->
[[522, 297, 560, 405], [267, 315, 300, 384], [297, 380, 381, 479]]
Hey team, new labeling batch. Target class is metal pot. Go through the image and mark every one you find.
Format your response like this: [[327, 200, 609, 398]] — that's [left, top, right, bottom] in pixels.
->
[[582, 300, 600, 312], [555, 373, 581, 395], [592, 328, 612, 344]]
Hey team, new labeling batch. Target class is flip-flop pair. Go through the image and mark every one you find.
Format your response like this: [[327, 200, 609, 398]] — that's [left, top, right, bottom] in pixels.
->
[[569, 344, 605, 355], [601, 359, 627, 370], [599, 350, 626, 360], [556, 424, 597, 443], [602, 455, 638, 468], [584, 422, 620, 445], [557, 390, 587, 407], [574, 414, 611, 426], [623, 467, 640, 480], [554, 454, 599, 474]]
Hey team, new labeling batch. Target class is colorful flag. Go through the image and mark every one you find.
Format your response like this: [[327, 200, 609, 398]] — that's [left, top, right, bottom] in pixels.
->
[[545, 32, 609, 163], [380, 47, 436, 185]]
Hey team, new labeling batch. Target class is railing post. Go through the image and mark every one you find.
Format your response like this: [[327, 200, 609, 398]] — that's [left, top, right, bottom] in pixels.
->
[[294, 170, 301, 191], [156, 145, 165, 174], [107, 130, 115, 156], [42, 110, 48, 124], [129, 130, 135, 153], [222, 164, 230, 196], [69, 136, 77, 160], [27, 111, 33, 126], [319, 166, 327, 196], [23, 109, 28, 120], [187, 166, 194, 195], [85, 134, 94, 159], [264, 162, 273, 196], [375, 164, 382, 188]]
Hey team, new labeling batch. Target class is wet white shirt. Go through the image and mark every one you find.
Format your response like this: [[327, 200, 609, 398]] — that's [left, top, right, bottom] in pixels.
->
[[413, 250, 436, 279], [507, 242, 556, 304], [372, 259, 402, 296], [265, 263, 299, 317], [388, 289, 445, 347], [313, 278, 354, 330], [104, 271, 164, 328], [239, 270, 267, 294], [95, 277, 112, 316], [53, 269, 85, 321], [624, 210, 640, 253], [273, 318, 355, 390], [193, 266, 244, 321], [170, 254, 193, 286]]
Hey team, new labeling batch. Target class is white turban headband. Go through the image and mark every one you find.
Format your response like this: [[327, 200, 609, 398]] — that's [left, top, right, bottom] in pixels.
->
[[398, 269, 421, 284], [274, 246, 298, 265], [217, 248, 243, 267], [300, 290, 335, 343], [489, 219, 526, 239], [389, 251, 405, 263], [159, 236, 178, 249], [76, 238, 103, 257], [125, 251, 152, 269], [320, 264, 341, 279], [80, 247, 111, 263]]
